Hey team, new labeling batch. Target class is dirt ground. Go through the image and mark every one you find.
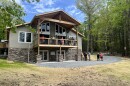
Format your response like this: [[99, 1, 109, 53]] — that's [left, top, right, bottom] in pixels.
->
[[0, 58, 130, 86]]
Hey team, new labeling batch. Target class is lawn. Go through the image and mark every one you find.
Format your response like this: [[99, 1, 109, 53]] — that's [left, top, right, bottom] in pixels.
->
[[0, 56, 130, 86]]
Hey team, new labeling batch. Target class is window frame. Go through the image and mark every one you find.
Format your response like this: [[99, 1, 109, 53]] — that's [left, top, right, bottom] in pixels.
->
[[55, 24, 66, 35], [41, 22, 50, 32], [18, 31, 32, 43]]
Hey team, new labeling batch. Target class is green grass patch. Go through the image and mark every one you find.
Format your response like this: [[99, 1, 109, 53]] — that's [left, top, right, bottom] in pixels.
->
[[0, 59, 33, 68]]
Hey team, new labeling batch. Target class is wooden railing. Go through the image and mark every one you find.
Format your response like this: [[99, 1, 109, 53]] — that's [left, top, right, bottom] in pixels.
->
[[39, 38, 77, 46]]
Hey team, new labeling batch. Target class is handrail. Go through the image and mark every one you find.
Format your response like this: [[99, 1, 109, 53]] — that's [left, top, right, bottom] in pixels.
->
[[39, 38, 77, 46]]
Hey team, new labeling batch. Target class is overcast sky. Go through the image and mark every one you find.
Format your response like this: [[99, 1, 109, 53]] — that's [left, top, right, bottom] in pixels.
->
[[15, 0, 85, 23]]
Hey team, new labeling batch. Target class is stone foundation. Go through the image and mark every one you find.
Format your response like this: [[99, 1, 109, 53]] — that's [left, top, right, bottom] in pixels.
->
[[8, 48, 37, 62], [8, 48, 84, 62], [66, 49, 83, 61], [59, 54, 63, 62]]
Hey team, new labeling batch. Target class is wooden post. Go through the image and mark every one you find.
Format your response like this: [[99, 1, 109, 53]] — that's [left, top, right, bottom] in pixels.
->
[[60, 45, 61, 55], [37, 18, 40, 56], [75, 26, 78, 61]]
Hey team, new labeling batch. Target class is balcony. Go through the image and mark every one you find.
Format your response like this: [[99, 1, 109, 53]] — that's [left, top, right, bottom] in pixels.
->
[[33, 37, 77, 48]]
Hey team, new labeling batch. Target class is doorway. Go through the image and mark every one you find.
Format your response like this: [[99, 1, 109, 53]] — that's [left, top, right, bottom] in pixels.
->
[[40, 50, 49, 61]]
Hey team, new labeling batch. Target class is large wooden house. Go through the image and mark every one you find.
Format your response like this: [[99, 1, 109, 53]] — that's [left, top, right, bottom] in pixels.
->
[[7, 10, 84, 62]]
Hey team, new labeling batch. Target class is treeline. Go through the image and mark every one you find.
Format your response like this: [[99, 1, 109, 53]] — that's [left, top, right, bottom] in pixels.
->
[[77, 0, 130, 56]]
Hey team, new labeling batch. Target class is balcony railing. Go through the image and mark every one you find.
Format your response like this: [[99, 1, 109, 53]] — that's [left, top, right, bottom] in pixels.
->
[[39, 38, 77, 46]]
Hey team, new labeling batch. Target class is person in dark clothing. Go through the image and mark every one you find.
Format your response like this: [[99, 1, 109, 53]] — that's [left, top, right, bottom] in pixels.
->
[[97, 53, 100, 61], [84, 52, 87, 61]]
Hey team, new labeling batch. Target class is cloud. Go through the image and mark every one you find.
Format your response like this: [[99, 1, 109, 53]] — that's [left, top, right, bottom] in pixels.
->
[[36, 7, 60, 13], [31, 0, 61, 13], [14, 0, 22, 5], [65, 5, 85, 22]]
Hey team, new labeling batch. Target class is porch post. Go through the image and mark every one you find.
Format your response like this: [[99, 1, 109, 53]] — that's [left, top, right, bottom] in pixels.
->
[[75, 26, 79, 61], [59, 44, 63, 62], [60, 45, 61, 55], [37, 19, 40, 55], [36, 18, 41, 63]]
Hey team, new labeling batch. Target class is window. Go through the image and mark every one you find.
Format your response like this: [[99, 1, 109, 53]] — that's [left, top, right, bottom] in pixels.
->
[[63, 28, 65, 33], [19, 32, 25, 42], [46, 23, 50, 31], [41, 22, 50, 32], [19, 32, 32, 43], [59, 26, 62, 34], [55, 24, 66, 35], [56, 25, 58, 33], [41, 24, 45, 31], [26, 33, 31, 42]]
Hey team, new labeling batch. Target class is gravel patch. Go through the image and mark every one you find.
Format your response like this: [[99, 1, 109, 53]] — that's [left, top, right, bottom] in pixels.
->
[[36, 56, 122, 68]]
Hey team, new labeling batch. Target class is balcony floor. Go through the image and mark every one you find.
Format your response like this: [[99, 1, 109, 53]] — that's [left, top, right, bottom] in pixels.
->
[[39, 44, 77, 48]]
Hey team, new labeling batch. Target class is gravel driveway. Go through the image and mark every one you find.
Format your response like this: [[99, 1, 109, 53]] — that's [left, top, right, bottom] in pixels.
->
[[36, 56, 122, 68]]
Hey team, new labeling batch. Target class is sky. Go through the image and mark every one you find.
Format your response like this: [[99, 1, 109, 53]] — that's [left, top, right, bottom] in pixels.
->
[[15, 0, 85, 23]]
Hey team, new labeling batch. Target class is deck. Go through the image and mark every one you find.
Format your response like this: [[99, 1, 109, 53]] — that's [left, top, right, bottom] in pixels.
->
[[33, 38, 77, 48]]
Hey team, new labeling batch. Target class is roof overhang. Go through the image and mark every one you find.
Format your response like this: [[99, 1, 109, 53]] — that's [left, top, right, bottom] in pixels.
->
[[31, 10, 80, 26]]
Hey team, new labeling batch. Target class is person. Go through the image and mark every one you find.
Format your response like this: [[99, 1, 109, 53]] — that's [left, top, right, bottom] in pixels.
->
[[97, 53, 100, 61], [61, 37, 64, 45], [40, 36, 45, 44], [83, 52, 87, 61], [88, 52, 91, 61], [100, 52, 103, 61]]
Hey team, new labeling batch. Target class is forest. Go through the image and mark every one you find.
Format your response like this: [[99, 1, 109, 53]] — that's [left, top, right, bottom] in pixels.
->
[[77, 0, 130, 56]]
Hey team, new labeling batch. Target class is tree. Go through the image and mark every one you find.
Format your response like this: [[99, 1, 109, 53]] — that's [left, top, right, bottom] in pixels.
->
[[77, 0, 103, 53], [0, 0, 39, 40], [78, 0, 130, 56]]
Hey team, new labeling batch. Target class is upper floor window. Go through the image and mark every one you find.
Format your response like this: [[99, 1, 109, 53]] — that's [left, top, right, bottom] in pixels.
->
[[55, 24, 66, 35], [41, 22, 50, 32], [19, 31, 32, 43]]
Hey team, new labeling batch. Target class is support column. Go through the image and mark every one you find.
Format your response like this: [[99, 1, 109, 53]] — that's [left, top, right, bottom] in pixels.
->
[[37, 18, 41, 63], [75, 26, 79, 61], [59, 45, 63, 62]]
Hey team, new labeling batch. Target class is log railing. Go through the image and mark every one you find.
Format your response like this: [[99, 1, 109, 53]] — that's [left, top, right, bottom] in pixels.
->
[[39, 38, 77, 46]]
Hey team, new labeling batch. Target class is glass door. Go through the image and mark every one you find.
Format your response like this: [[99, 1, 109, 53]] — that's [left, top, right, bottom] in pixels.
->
[[40, 50, 49, 61]]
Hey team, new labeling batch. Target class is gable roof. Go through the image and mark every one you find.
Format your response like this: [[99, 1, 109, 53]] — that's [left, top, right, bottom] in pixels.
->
[[6, 10, 84, 37], [6, 22, 30, 29], [31, 10, 80, 26]]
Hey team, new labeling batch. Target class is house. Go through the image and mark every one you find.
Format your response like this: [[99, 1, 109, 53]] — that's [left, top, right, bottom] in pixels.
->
[[7, 10, 84, 62]]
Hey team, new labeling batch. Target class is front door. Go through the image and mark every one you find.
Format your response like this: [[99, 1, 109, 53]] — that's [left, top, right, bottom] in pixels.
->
[[40, 50, 49, 61], [56, 50, 65, 61]]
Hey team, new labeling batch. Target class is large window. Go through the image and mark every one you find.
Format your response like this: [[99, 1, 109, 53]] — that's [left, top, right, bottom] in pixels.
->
[[55, 24, 66, 35], [19, 32, 32, 43], [41, 22, 50, 32]]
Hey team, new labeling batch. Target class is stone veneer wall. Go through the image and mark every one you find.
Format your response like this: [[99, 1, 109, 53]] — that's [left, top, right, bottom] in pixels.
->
[[8, 48, 37, 62], [66, 49, 84, 61]]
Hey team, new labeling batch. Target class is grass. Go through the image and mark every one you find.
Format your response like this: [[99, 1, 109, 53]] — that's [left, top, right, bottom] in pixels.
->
[[95, 59, 130, 81], [0, 56, 130, 86], [0, 59, 33, 68]]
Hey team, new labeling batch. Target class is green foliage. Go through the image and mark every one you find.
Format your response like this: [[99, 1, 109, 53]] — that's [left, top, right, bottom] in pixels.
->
[[78, 0, 130, 55], [0, 0, 39, 40]]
